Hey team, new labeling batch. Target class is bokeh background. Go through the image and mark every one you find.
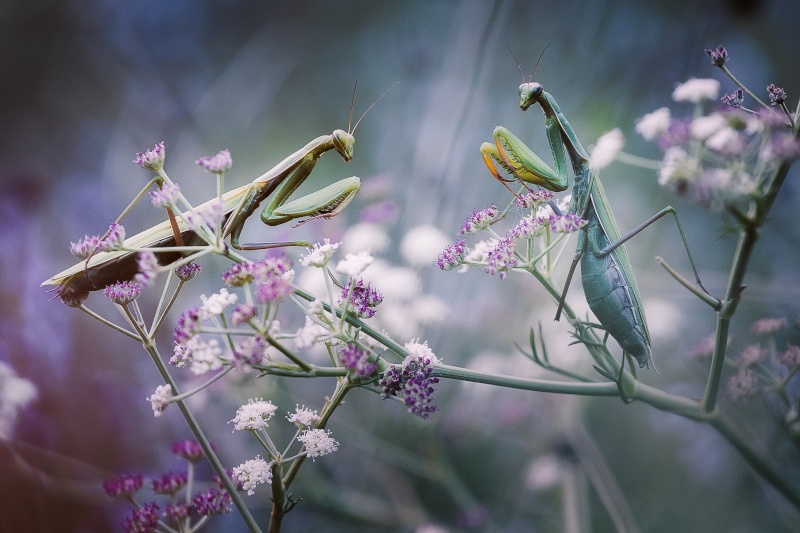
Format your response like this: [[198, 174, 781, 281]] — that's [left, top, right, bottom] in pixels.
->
[[2, 0, 800, 531]]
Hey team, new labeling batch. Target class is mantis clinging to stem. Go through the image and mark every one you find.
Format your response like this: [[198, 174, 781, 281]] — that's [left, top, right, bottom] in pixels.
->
[[42, 84, 390, 306], [482, 49, 713, 369]]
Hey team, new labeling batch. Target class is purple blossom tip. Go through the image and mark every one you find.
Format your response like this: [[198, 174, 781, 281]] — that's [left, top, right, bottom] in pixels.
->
[[103, 281, 141, 305], [767, 84, 787, 105], [134, 142, 165, 171], [196, 149, 233, 173], [171, 439, 207, 462], [175, 261, 202, 282], [705, 45, 728, 67], [437, 239, 466, 271], [339, 279, 383, 318]]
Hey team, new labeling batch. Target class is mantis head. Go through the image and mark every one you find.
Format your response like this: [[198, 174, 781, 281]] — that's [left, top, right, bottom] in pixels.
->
[[519, 82, 544, 111], [332, 129, 355, 162]]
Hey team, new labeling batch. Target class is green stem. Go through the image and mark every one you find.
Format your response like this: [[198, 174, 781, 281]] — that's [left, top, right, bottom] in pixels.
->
[[143, 341, 261, 532], [710, 417, 800, 508], [434, 364, 618, 396]]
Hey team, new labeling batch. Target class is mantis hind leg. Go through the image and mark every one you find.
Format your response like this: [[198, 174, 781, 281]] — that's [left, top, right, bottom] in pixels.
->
[[595, 206, 714, 303]]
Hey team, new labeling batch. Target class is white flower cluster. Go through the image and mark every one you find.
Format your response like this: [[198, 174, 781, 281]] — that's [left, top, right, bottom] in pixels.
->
[[297, 428, 339, 460], [233, 457, 272, 495], [230, 398, 278, 431], [147, 384, 172, 417]]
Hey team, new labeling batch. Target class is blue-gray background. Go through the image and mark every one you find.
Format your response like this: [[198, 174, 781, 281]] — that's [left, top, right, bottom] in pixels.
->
[[2, 0, 799, 531]]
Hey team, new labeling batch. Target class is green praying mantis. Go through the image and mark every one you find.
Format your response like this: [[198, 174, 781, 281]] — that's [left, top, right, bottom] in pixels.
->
[[482, 67, 708, 369], [41, 89, 388, 306]]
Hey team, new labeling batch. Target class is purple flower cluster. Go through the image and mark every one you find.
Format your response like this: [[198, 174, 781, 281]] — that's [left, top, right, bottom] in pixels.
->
[[460, 204, 498, 235], [162, 502, 190, 522], [103, 473, 144, 499], [513, 188, 555, 209], [103, 281, 141, 305], [148, 182, 180, 208], [230, 303, 257, 326], [380, 359, 440, 419], [222, 256, 294, 303], [340, 343, 378, 377], [437, 239, 466, 271], [173, 306, 201, 345], [234, 336, 267, 366], [705, 45, 728, 67], [171, 439, 207, 462], [339, 279, 383, 318], [175, 261, 202, 282], [135, 141, 165, 172], [134, 251, 159, 286], [151, 471, 188, 495], [482, 235, 518, 280], [721, 88, 744, 110], [548, 213, 588, 233], [196, 149, 233, 173], [767, 83, 787, 105], [69, 222, 126, 259], [657, 118, 691, 150], [781, 345, 800, 373], [192, 488, 233, 516], [122, 501, 160, 533]]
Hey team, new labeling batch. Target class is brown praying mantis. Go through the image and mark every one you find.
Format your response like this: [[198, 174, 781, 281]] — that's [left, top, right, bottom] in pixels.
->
[[42, 85, 392, 306]]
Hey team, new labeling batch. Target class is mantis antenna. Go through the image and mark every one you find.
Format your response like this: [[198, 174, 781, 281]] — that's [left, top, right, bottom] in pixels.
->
[[496, 33, 551, 83], [351, 81, 401, 134]]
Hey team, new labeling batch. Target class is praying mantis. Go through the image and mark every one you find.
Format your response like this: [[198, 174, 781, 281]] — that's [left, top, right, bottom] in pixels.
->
[[41, 91, 382, 306], [482, 74, 707, 369]]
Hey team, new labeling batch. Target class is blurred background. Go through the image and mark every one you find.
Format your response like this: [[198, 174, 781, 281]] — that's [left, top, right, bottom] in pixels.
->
[[2, 0, 800, 531]]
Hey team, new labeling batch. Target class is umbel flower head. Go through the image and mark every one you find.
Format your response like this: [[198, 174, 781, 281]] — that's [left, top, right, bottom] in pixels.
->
[[380, 341, 441, 419]]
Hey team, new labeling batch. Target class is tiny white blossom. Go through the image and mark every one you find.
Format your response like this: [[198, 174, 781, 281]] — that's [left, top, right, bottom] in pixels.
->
[[672, 78, 720, 103], [309, 299, 324, 315], [294, 316, 329, 350], [525, 454, 565, 491], [287, 405, 322, 427], [231, 398, 278, 431], [635, 107, 671, 140], [147, 384, 172, 417], [589, 128, 624, 171], [658, 147, 699, 186], [342, 223, 390, 255], [400, 225, 451, 267], [233, 457, 272, 495], [200, 288, 238, 320], [705, 127, 746, 156], [335, 250, 374, 277], [268, 319, 281, 338], [300, 239, 341, 267], [297, 428, 339, 459], [464, 239, 497, 264], [690, 114, 727, 140], [403, 340, 440, 366], [187, 337, 224, 375], [0, 362, 38, 440]]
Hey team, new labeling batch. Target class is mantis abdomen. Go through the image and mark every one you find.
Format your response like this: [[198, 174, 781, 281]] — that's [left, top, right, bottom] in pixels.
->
[[581, 211, 651, 368]]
